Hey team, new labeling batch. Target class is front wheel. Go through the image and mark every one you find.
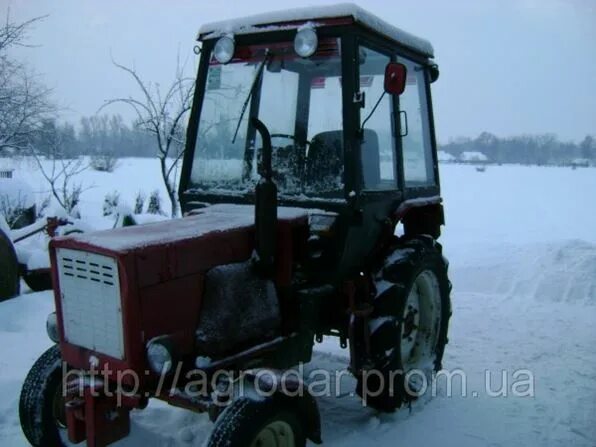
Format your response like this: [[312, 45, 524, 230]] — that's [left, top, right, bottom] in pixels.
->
[[207, 396, 306, 447], [19, 345, 68, 447]]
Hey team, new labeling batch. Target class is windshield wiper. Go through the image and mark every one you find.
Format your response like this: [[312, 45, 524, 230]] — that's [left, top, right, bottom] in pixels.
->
[[232, 50, 271, 144]]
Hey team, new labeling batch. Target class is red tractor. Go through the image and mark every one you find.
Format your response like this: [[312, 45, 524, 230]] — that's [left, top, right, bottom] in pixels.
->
[[19, 4, 451, 446]]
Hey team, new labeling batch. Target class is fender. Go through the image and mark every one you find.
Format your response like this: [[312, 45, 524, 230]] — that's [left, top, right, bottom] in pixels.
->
[[394, 196, 444, 239]]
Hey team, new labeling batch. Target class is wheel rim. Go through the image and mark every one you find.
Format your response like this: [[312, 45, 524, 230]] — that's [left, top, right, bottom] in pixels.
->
[[52, 380, 75, 445], [400, 270, 441, 370], [52, 382, 67, 428], [250, 420, 295, 447]]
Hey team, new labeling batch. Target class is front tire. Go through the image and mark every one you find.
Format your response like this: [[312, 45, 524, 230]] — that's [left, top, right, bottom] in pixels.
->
[[207, 396, 306, 447], [19, 345, 67, 447], [357, 236, 451, 411]]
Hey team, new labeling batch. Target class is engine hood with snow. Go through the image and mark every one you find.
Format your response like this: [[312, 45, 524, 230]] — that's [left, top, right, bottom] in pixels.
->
[[48, 204, 309, 375]]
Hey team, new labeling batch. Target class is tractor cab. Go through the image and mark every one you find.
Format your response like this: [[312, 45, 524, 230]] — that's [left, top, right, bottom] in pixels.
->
[[180, 3, 441, 213], [180, 3, 444, 283]]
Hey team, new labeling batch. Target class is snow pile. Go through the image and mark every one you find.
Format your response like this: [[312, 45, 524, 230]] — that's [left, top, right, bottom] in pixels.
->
[[451, 241, 596, 305], [0, 177, 35, 208], [507, 240, 596, 304], [23, 247, 49, 270]]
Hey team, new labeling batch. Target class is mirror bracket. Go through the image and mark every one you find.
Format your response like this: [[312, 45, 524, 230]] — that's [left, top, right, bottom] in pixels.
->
[[353, 91, 366, 108]]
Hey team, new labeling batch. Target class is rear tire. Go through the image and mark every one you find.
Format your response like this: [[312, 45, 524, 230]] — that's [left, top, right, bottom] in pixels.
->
[[357, 236, 451, 411], [19, 345, 67, 447], [0, 228, 19, 301], [207, 396, 306, 447]]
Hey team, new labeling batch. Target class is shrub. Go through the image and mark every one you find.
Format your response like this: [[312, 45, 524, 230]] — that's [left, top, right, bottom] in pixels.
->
[[90, 152, 118, 172], [102, 191, 120, 216], [146, 190, 164, 215], [134, 191, 146, 215]]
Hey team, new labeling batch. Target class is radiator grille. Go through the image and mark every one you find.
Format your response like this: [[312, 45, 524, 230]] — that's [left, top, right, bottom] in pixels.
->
[[56, 248, 125, 360]]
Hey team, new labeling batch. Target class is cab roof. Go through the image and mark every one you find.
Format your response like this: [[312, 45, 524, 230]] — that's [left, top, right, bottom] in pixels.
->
[[198, 3, 434, 58]]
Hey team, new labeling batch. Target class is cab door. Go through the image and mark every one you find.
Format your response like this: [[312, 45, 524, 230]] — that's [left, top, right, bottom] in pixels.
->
[[397, 58, 439, 196], [336, 41, 404, 279]]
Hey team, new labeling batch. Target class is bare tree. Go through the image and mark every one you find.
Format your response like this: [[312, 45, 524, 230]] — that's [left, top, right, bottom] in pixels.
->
[[0, 10, 46, 52], [0, 192, 30, 228], [0, 10, 54, 154], [100, 58, 194, 217], [32, 130, 88, 216]]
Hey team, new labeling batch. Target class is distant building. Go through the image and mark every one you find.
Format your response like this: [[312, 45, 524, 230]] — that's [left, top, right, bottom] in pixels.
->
[[570, 158, 590, 168], [460, 151, 489, 163], [438, 151, 456, 163]]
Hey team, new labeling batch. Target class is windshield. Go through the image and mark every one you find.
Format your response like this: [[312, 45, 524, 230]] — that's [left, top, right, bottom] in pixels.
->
[[190, 38, 344, 199]]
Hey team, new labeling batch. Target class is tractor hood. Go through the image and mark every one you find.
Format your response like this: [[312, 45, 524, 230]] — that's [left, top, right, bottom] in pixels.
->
[[49, 204, 309, 374], [50, 204, 309, 287]]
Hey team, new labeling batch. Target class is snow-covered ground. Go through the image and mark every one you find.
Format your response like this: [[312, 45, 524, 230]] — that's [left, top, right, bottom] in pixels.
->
[[0, 160, 595, 446], [0, 157, 175, 221]]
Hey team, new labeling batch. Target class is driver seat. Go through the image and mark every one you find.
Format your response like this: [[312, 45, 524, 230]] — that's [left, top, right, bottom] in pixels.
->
[[305, 131, 343, 190]]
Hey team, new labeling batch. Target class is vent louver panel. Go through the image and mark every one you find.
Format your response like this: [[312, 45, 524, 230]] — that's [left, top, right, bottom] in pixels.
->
[[56, 248, 125, 360]]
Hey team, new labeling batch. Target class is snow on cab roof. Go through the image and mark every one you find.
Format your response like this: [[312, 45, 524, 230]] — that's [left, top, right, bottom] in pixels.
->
[[198, 3, 434, 58]]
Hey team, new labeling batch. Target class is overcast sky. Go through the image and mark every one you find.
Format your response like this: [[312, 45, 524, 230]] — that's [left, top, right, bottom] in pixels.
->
[[4, 0, 595, 142]]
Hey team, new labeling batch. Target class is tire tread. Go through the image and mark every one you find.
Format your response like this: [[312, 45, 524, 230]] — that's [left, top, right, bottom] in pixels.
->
[[19, 344, 64, 447]]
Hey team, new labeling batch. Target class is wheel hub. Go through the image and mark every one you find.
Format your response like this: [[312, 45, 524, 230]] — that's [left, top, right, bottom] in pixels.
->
[[402, 303, 419, 339], [251, 420, 295, 447], [399, 270, 441, 368]]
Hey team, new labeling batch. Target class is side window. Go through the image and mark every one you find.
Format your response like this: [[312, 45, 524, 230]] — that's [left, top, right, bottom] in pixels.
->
[[359, 46, 398, 191], [400, 59, 435, 186]]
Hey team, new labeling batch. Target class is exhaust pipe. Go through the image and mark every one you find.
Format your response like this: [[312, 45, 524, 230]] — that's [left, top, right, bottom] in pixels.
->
[[251, 118, 277, 276]]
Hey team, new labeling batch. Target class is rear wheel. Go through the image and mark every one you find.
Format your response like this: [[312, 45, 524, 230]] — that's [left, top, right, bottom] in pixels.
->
[[0, 228, 19, 301], [19, 345, 68, 447], [207, 396, 306, 447], [357, 236, 451, 411]]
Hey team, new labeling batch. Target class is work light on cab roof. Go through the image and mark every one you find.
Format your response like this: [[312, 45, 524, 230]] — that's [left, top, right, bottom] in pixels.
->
[[294, 24, 318, 57], [213, 34, 235, 64]]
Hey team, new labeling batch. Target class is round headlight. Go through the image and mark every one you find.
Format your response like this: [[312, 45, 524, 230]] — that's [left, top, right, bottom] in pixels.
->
[[146, 339, 173, 374], [294, 27, 318, 58], [46, 312, 59, 343], [213, 35, 235, 64]]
